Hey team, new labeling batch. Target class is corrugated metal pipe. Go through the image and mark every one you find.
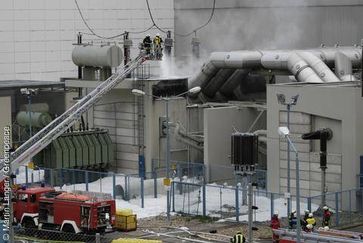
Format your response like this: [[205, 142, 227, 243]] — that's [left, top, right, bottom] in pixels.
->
[[189, 46, 362, 101]]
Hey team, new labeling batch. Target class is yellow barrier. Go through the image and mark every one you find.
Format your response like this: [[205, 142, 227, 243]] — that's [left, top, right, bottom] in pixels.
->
[[112, 239, 162, 243]]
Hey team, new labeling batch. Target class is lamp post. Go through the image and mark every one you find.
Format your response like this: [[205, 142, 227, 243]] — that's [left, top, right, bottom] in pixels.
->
[[276, 94, 299, 217], [132, 86, 201, 221], [278, 126, 301, 243]]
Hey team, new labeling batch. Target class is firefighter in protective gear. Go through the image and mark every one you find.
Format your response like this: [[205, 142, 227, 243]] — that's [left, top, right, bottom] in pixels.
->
[[302, 210, 310, 231], [153, 33, 163, 60], [270, 211, 280, 243], [230, 231, 246, 243], [142, 34, 152, 55], [322, 205, 332, 227], [306, 213, 316, 230], [305, 224, 314, 233], [288, 211, 297, 229]]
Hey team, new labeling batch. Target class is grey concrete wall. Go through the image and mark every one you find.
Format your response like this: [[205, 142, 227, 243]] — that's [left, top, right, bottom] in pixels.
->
[[267, 83, 363, 199], [174, 0, 363, 60], [144, 79, 188, 173], [204, 105, 266, 182]]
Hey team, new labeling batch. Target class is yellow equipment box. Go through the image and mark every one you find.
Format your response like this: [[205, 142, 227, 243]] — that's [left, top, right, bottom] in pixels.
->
[[117, 209, 133, 216], [115, 213, 137, 231], [112, 239, 162, 243]]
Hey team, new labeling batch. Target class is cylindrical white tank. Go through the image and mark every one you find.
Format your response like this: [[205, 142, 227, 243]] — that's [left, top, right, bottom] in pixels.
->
[[16, 111, 52, 128], [72, 45, 123, 68]]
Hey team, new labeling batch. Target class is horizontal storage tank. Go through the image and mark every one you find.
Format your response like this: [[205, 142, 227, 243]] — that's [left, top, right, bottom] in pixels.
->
[[16, 111, 52, 128], [72, 45, 123, 68]]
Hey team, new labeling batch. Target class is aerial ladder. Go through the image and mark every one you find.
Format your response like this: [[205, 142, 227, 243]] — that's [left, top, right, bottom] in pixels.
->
[[6, 54, 146, 178]]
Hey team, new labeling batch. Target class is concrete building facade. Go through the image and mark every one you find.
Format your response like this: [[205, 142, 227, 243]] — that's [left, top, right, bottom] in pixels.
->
[[267, 83, 363, 200], [0, 0, 174, 81]]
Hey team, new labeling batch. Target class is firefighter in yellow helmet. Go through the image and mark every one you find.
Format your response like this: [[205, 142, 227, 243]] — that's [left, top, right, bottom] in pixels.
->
[[231, 231, 246, 243], [153, 33, 163, 60], [306, 213, 316, 231]]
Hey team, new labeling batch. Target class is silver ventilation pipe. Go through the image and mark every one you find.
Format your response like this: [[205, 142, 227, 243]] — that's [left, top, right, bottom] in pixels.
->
[[218, 69, 250, 98], [287, 52, 323, 83], [297, 51, 341, 82], [188, 51, 262, 90], [188, 46, 362, 100], [203, 69, 235, 98], [335, 52, 357, 81]]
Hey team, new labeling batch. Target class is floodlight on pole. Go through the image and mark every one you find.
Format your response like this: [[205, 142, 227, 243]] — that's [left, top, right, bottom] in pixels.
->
[[278, 126, 302, 243], [276, 93, 299, 219], [131, 89, 146, 96], [131, 86, 201, 223], [278, 126, 290, 137]]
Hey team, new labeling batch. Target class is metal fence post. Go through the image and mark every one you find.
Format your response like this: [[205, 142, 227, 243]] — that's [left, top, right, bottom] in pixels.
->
[[202, 183, 206, 217], [85, 170, 89, 191], [141, 176, 144, 208], [153, 170, 157, 198], [172, 181, 175, 212], [50, 168, 54, 187], [235, 184, 240, 222], [72, 169, 76, 185], [349, 190, 352, 223], [25, 166, 28, 184], [112, 172, 116, 199], [308, 197, 312, 212], [270, 192, 274, 220], [335, 192, 340, 226], [99, 172, 102, 192], [60, 169, 63, 188], [125, 175, 128, 200]]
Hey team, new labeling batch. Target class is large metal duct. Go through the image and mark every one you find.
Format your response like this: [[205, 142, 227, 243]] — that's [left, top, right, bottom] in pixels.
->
[[203, 69, 235, 98], [219, 69, 250, 97], [297, 51, 340, 82], [189, 46, 362, 101], [234, 74, 267, 101], [335, 52, 357, 81], [286, 52, 323, 83]]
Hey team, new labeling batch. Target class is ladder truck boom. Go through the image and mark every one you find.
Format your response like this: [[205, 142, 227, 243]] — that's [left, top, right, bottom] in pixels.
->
[[7, 54, 145, 177]]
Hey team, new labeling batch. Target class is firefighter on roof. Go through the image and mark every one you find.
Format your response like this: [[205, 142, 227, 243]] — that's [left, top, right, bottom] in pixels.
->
[[142, 34, 152, 55], [153, 33, 163, 60]]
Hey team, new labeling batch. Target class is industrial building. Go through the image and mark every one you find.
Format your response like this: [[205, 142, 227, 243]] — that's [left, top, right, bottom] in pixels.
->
[[1, 0, 363, 226]]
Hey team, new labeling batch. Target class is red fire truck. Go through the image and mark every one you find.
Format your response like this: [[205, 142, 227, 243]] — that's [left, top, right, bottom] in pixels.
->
[[13, 186, 116, 233]]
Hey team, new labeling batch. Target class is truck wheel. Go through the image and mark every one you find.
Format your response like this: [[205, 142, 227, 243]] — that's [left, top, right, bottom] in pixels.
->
[[62, 224, 75, 233], [22, 218, 36, 228]]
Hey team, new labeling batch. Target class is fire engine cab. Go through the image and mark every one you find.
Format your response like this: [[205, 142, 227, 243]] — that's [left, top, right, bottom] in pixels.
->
[[14, 186, 55, 228], [38, 191, 115, 233], [13, 186, 116, 233]]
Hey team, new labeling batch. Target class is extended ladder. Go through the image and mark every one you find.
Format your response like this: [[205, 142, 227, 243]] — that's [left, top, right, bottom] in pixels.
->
[[8, 54, 145, 175]]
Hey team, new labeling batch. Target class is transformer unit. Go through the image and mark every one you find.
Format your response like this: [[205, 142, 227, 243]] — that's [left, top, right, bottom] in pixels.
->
[[231, 133, 258, 172]]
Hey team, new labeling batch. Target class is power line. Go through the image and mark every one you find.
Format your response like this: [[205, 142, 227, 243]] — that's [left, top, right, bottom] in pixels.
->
[[74, 0, 156, 39], [75, 0, 216, 40], [74, 0, 126, 39], [145, 0, 168, 34], [145, 0, 216, 37]]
